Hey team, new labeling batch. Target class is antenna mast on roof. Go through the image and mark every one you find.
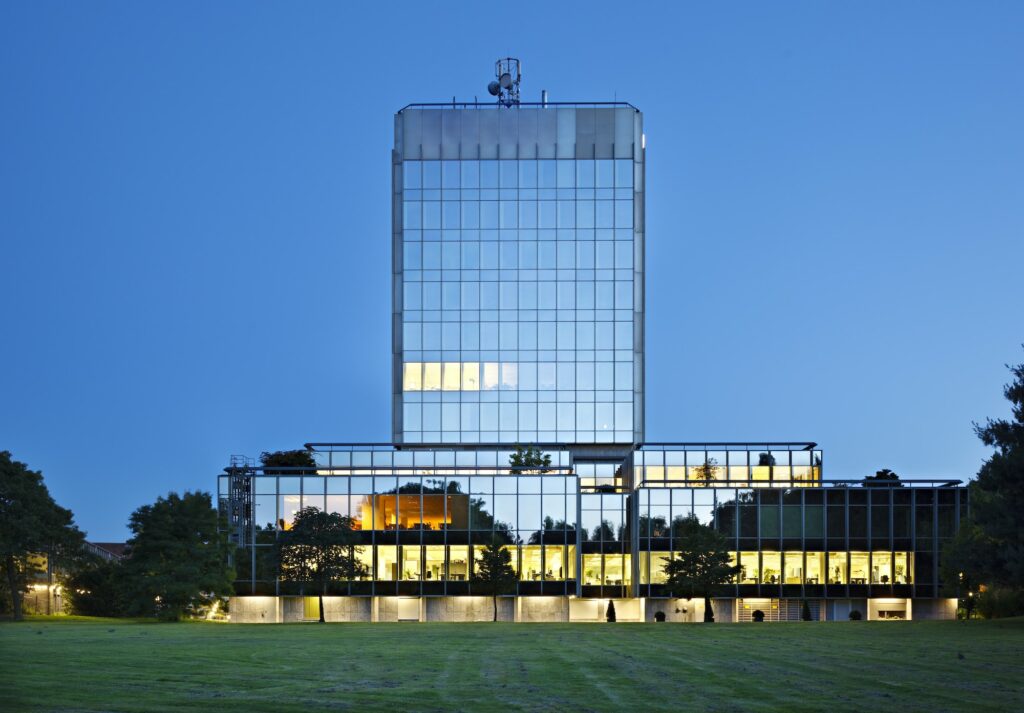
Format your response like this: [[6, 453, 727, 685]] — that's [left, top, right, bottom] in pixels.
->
[[487, 57, 521, 107]]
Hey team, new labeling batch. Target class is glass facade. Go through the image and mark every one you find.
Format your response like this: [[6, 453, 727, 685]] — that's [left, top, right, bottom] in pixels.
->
[[393, 106, 644, 444], [222, 444, 966, 605]]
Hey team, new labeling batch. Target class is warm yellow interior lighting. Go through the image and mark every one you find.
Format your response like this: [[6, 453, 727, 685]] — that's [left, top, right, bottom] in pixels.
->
[[462, 362, 480, 390], [423, 363, 441, 391], [403, 362, 422, 391], [442, 362, 461, 391]]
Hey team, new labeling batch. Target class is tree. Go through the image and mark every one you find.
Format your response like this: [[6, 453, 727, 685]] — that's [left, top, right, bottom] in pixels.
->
[[276, 506, 367, 623], [260, 450, 316, 474], [509, 445, 551, 474], [692, 456, 719, 484], [0, 451, 85, 620], [662, 515, 740, 623], [863, 469, 903, 487], [65, 558, 126, 617], [801, 600, 813, 622], [473, 536, 518, 621], [969, 353, 1024, 589], [121, 491, 234, 621]]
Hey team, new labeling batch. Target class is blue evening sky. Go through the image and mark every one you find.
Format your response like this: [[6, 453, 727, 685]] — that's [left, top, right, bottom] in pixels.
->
[[2, 2, 1022, 540]]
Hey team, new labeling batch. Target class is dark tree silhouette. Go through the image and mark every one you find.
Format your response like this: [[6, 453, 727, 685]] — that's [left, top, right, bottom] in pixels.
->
[[473, 536, 518, 621], [0, 451, 85, 620], [260, 450, 317, 474], [863, 468, 903, 487], [277, 507, 367, 623], [122, 491, 234, 620], [662, 515, 739, 623]]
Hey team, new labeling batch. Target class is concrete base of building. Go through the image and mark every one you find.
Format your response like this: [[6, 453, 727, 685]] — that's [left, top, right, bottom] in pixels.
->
[[227, 596, 958, 623]]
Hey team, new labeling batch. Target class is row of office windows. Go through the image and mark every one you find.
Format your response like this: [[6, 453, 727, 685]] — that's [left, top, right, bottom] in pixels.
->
[[402, 199, 634, 230], [402, 403, 634, 437], [402, 362, 635, 392], [402, 158, 635, 191], [401, 325, 635, 354], [637, 449, 822, 467], [639, 551, 914, 586], [403, 240, 635, 271], [302, 450, 574, 468], [403, 281, 635, 312], [238, 545, 637, 587], [400, 228, 636, 243]]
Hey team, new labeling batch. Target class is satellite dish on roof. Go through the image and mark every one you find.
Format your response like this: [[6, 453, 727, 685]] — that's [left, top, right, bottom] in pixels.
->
[[487, 81, 500, 96], [499, 72, 512, 89]]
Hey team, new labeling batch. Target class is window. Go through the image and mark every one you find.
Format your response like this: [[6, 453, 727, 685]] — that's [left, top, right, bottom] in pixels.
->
[[403, 363, 422, 391]]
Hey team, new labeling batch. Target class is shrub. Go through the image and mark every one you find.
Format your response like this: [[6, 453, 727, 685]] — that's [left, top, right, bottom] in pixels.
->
[[654, 610, 666, 622], [849, 609, 862, 621], [976, 587, 1024, 619], [606, 600, 616, 623], [752, 609, 765, 622], [801, 600, 812, 621]]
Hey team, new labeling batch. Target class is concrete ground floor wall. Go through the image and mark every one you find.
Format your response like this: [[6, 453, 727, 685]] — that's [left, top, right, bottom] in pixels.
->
[[229, 596, 957, 623]]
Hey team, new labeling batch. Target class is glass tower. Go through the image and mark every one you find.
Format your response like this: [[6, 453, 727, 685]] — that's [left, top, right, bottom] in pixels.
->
[[392, 104, 645, 445]]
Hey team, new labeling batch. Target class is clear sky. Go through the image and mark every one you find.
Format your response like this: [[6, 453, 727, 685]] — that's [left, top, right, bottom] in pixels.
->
[[2, 2, 1022, 541]]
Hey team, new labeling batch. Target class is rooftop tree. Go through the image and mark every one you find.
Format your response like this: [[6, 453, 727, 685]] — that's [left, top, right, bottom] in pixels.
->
[[260, 450, 317, 474], [662, 515, 739, 623], [0, 451, 85, 620], [277, 506, 367, 623], [863, 468, 904, 487]]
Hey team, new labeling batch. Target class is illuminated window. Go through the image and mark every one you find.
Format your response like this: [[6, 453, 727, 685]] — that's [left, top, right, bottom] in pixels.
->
[[501, 362, 518, 390], [641, 552, 670, 584], [783, 552, 803, 584], [403, 362, 422, 391], [424, 545, 445, 581], [462, 362, 480, 391], [423, 363, 442, 391], [805, 552, 825, 585], [871, 552, 893, 584], [761, 552, 781, 584], [582, 554, 603, 585], [894, 552, 912, 584], [448, 546, 469, 581], [442, 362, 461, 391], [850, 552, 870, 584], [544, 545, 567, 580], [377, 545, 398, 580], [739, 552, 759, 584], [483, 363, 500, 390], [827, 552, 848, 584], [401, 545, 422, 580], [520, 545, 543, 581]]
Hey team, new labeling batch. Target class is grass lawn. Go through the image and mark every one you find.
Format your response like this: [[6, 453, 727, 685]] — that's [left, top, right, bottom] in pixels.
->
[[2, 617, 1023, 712]]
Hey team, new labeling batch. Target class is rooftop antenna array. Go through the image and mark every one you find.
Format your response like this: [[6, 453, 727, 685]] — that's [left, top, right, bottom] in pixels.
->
[[487, 57, 521, 107]]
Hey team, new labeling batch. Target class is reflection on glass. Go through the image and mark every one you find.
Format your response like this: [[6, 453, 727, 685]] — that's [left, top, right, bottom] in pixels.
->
[[483, 363, 499, 390]]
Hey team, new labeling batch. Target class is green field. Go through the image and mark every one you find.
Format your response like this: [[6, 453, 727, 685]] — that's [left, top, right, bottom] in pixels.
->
[[1, 617, 1023, 712]]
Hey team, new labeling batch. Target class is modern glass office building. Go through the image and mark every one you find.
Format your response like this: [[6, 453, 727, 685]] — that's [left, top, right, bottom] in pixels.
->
[[220, 84, 965, 623], [392, 103, 644, 447]]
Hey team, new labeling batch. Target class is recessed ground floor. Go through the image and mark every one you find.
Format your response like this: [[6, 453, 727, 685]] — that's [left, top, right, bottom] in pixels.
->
[[228, 595, 956, 623]]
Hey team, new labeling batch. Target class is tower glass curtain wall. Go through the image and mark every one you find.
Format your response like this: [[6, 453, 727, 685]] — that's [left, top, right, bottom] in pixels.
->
[[393, 105, 645, 445]]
